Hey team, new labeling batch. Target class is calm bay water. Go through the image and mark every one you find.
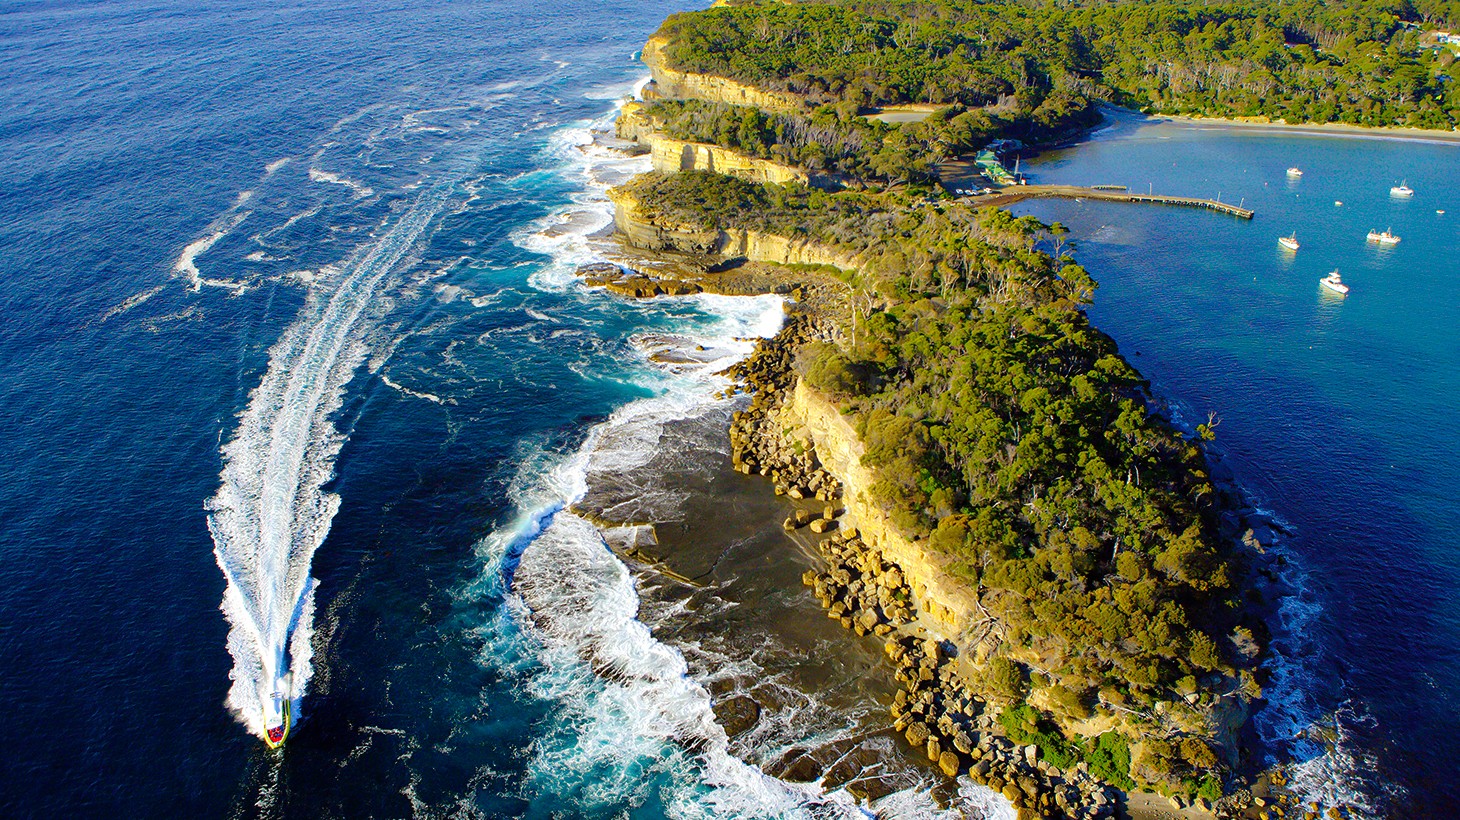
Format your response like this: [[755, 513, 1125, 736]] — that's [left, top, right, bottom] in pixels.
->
[[1, 2, 1456, 817], [1015, 111, 1460, 817]]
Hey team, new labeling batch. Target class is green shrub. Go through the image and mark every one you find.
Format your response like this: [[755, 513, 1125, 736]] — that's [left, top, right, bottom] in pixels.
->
[[1085, 732, 1135, 791]]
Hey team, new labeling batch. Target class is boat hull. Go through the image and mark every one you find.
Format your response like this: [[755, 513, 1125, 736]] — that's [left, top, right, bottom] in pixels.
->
[[263, 699, 291, 749]]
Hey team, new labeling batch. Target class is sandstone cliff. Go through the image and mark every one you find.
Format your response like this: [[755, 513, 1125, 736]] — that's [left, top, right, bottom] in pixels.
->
[[609, 187, 858, 271], [619, 100, 838, 190], [651, 135, 809, 186], [642, 35, 804, 113], [783, 379, 982, 637]]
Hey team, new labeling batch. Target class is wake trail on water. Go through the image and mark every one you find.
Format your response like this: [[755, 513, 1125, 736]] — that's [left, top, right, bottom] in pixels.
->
[[207, 180, 453, 740]]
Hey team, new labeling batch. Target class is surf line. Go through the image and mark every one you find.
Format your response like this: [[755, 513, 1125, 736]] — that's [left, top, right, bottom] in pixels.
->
[[206, 179, 453, 745]]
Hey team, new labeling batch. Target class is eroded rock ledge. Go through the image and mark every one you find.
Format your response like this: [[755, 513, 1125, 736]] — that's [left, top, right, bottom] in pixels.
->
[[641, 35, 804, 113]]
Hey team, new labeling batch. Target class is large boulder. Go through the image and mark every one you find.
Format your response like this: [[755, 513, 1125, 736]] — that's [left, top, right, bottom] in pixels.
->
[[712, 695, 761, 737], [905, 722, 930, 749]]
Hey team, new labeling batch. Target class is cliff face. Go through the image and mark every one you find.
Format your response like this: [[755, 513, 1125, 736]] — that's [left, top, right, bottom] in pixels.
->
[[619, 101, 841, 191], [642, 36, 803, 113], [651, 135, 809, 186], [609, 187, 858, 271], [783, 378, 1249, 766], [783, 380, 979, 635]]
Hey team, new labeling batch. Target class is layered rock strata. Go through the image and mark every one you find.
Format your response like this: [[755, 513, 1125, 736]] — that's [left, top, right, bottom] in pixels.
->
[[608, 187, 858, 271], [723, 319, 1122, 819], [641, 35, 804, 113]]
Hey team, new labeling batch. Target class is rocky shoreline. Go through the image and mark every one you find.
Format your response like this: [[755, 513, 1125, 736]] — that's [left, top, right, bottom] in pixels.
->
[[574, 163, 1348, 819], [724, 308, 1126, 820]]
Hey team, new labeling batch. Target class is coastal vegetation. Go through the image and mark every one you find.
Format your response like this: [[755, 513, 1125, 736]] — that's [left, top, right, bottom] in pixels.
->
[[655, 0, 1460, 132], [598, 0, 1397, 805], [631, 94, 1097, 184], [619, 170, 1252, 798]]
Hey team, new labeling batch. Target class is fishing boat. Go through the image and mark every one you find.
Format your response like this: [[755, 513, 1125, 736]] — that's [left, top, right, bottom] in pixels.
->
[[1366, 228, 1401, 245], [1278, 232, 1300, 251], [1390, 181, 1415, 197], [1287, 167, 1303, 178], [1320, 270, 1349, 295]]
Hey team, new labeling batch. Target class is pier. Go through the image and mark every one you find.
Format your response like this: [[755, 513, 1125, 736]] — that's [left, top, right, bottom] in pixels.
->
[[962, 184, 1255, 219]]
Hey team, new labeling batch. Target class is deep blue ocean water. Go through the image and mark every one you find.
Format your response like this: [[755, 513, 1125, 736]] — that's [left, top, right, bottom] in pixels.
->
[[1, 2, 1456, 817], [1015, 112, 1460, 817]]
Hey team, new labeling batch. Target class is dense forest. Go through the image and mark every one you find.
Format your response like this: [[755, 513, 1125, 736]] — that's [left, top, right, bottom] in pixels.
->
[[656, 0, 1460, 130], [622, 171, 1256, 794]]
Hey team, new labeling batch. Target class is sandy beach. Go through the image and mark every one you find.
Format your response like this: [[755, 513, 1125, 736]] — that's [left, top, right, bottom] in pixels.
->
[[1157, 113, 1460, 144]]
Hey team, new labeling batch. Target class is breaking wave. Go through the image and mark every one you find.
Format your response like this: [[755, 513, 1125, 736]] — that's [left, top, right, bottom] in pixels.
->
[[456, 95, 1014, 819]]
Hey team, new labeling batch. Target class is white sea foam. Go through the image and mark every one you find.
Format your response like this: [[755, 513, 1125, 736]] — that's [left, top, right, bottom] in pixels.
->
[[1253, 557, 1388, 817], [380, 371, 450, 405], [207, 180, 452, 740], [174, 210, 252, 292], [496, 302, 1011, 818], [472, 95, 1014, 818], [309, 168, 376, 200], [512, 102, 652, 293]]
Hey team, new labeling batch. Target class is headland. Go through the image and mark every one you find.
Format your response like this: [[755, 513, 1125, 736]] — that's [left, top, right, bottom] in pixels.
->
[[570, 1, 1460, 817]]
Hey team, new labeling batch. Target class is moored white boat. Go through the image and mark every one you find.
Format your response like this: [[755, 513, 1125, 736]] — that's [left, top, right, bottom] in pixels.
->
[[1287, 167, 1303, 178], [1366, 228, 1401, 245], [1278, 232, 1300, 251], [1320, 270, 1349, 295], [1390, 181, 1414, 197]]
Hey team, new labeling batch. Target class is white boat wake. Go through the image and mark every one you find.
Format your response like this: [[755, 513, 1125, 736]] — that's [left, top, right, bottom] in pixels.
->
[[207, 181, 451, 741]]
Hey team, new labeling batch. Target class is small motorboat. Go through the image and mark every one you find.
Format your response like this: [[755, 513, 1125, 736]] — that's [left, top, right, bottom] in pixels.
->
[[1320, 270, 1349, 295], [1390, 181, 1414, 197], [1366, 228, 1401, 245], [1278, 233, 1300, 251], [264, 698, 291, 749], [1334, 200, 1343, 206], [262, 673, 293, 749], [1287, 167, 1303, 178]]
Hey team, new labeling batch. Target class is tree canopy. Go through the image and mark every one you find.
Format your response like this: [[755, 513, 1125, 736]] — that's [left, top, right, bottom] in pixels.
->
[[657, 0, 1460, 130]]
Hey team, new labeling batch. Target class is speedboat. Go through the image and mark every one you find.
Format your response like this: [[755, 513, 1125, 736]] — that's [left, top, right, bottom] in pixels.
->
[[1320, 270, 1349, 295], [262, 675, 292, 749], [1390, 181, 1414, 197], [1278, 233, 1300, 251], [1366, 228, 1401, 245], [1287, 167, 1303, 178]]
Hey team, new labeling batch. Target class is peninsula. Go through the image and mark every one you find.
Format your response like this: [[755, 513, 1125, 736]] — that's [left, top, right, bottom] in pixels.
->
[[585, 1, 1460, 817]]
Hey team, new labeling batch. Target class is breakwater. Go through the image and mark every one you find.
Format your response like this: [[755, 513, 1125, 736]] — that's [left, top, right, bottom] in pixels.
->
[[976, 185, 1255, 219]]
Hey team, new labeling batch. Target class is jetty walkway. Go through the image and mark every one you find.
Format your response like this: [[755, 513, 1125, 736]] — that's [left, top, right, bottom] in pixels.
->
[[969, 184, 1254, 219]]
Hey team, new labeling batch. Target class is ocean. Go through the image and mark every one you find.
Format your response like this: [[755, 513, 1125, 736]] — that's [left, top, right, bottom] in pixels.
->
[[0, 1, 1454, 817], [1, 1, 1001, 817]]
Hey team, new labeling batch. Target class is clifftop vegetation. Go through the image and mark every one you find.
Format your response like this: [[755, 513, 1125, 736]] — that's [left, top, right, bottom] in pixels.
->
[[656, 0, 1460, 130], [631, 96, 1097, 184], [620, 171, 1257, 795]]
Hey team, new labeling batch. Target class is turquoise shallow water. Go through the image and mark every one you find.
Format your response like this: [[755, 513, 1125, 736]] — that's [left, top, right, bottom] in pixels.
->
[[1014, 111, 1460, 816]]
